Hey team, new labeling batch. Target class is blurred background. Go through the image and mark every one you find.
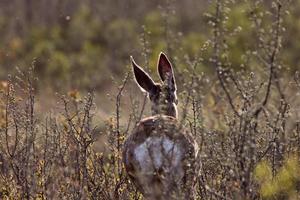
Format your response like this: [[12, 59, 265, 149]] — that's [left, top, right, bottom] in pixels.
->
[[1, 2, 300, 198], [0, 0, 299, 114]]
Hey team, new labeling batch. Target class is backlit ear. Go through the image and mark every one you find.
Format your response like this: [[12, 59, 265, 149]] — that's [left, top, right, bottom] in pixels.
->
[[157, 52, 176, 90], [131, 56, 156, 93]]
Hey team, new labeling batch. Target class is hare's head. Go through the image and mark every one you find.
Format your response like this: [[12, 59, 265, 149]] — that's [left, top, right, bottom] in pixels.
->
[[131, 52, 178, 118]]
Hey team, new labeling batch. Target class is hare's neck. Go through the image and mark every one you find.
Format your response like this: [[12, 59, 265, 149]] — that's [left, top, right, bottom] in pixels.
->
[[151, 103, 178, 118]]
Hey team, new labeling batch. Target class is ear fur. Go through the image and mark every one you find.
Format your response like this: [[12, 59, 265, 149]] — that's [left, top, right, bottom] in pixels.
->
[[131, 56, 156, 93], [157, 52, 176, 90]]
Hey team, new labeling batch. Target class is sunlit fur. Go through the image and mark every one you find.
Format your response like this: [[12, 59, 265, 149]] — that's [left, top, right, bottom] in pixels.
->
[[149, 82, 178, 118], [123, 53, 198, 200]]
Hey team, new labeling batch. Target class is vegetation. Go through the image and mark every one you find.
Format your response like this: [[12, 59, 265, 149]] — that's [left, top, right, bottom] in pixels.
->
[[0, 0, 300, 199]]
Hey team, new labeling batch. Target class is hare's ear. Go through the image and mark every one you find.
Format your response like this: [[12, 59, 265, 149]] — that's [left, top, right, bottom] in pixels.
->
[[157, 52, 176, 90], [131, 56, 156, 93]]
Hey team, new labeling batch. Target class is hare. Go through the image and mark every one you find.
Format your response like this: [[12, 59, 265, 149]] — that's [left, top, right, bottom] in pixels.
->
[[123, 53, 199, 200]]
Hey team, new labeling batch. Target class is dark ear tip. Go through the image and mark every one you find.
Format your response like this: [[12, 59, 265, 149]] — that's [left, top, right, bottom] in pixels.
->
[[159, 52, 171, 65], [159, 52, 167, 58], [130, 56, 138, 68], [130, 55, 134, 63]]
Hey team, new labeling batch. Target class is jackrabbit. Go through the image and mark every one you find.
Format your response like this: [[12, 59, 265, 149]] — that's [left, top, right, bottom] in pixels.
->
[[123, 53, 198, 200]]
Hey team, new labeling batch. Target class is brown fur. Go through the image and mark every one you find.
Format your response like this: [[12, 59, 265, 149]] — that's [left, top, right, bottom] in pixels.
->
[[123, 53, 199, 199], [123, 115, 198, 200]]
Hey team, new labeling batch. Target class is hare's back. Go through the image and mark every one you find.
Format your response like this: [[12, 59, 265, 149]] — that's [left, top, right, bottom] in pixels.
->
[[123, 115, 197, 196]]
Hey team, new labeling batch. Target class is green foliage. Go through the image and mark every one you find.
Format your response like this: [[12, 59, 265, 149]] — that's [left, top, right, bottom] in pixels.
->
[[182, 32, 205, 57], [144, 11, 165, 38], [1, 1, 300, 91], [255, 156, 300, 199], [226, 2, 253, 68]]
